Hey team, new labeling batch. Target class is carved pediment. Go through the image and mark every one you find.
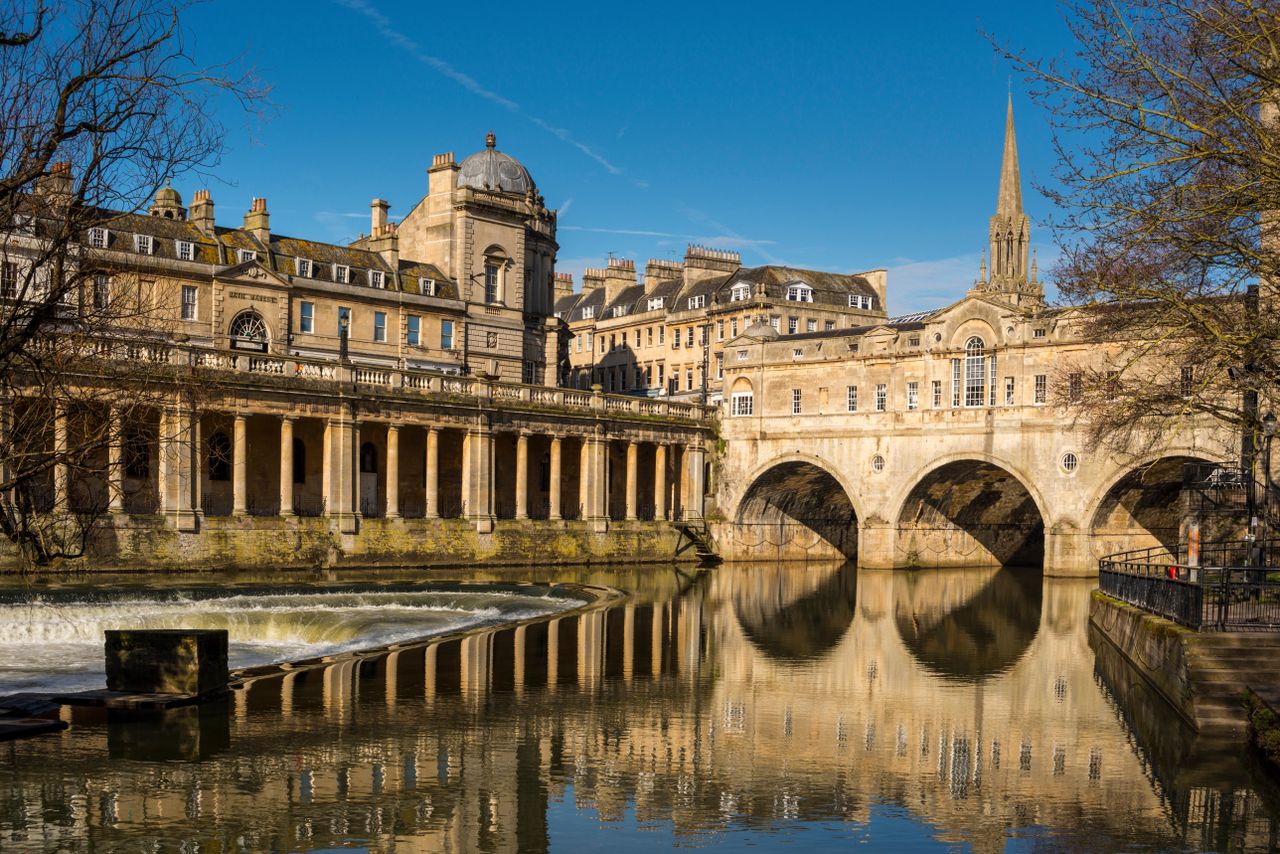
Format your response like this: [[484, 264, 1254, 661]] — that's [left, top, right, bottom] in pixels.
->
[[217, 259, 291, 289]]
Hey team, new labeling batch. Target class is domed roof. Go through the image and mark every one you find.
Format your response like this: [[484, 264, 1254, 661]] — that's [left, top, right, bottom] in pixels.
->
[[154, 184, 182, 204], [457, 131, 534, 195]]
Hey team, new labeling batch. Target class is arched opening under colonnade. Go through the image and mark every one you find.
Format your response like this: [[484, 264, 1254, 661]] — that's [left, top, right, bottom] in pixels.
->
[[896, 459, 1045, 568], [1089, 455, 1220, 557], [729, 461, 859, 561]]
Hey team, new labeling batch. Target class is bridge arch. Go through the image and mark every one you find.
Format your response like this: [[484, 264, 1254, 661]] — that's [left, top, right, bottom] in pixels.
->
[[729, 454, 862, 561], [1087, 451, 1222, 556], [892, 452, 1049, 568]]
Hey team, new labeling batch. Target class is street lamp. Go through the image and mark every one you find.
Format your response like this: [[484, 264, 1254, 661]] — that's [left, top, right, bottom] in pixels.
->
[[338, 312, 349, 363]]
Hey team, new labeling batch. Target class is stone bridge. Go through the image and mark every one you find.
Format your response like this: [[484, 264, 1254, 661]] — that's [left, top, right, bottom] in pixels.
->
[[711, 299, 1237, 577]]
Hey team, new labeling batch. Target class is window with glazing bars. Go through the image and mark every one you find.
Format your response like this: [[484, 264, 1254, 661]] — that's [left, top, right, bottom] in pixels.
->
[[964, 337, 986, 407]]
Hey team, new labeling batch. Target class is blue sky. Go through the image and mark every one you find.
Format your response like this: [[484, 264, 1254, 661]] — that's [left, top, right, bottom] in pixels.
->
[[183, 1, 1077, 314]]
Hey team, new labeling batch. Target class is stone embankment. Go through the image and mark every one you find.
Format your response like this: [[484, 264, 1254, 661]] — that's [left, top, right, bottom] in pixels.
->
[[1089, 591, 1280, 738]]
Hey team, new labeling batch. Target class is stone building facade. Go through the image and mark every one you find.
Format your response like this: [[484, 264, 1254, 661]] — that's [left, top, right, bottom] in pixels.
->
[[552, 250, 887, 402], [0, 135, 714, 572], [714, 99, 1236, 575]]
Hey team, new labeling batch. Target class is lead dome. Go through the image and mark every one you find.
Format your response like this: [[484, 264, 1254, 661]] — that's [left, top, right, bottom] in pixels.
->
[[457, 131, 534, 195]]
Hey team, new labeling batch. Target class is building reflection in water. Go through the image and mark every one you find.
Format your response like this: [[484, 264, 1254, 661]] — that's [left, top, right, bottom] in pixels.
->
[[3, 562, 1280, 852]]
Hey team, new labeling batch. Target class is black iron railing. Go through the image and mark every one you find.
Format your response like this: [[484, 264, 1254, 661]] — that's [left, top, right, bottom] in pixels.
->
[[1099, 539, 1280, 631]]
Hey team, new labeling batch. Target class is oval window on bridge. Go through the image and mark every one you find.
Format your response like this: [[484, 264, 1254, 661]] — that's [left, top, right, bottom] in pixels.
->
[[1061, 452, 1079, 473], [871, 454, 886, 473]]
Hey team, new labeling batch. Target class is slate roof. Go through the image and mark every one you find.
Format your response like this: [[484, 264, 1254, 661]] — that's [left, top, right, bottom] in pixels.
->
[[717, 265, 878, 306]]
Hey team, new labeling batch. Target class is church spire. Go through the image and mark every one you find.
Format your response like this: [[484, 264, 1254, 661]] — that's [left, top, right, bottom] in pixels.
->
[[996, 93, 1023, 218], [973, 95, 1043, 308]]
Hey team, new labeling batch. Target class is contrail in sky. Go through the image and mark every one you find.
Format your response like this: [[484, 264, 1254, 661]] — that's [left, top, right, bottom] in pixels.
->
[[334, 0, 622, 176]]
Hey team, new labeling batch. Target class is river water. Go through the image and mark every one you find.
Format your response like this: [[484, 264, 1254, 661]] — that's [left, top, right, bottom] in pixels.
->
[[1, 562, 1279, 852]]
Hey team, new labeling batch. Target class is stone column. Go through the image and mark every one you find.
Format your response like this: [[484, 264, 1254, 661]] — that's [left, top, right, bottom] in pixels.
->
[[324, 412, 358, 534], [279, 416, 295, 517], [466, 424, 495, 533], [352, 422, 362, 518], [321, 419, 332, 514], [156, 408, 169, 514], [654, 443, 667, 522], [53, 403, 68, 509], [625, 441, 638, 521], [515, 432, 529, 520], [162, 404, 199, 531], [425, 426, 439, 519], [582, 432, 608, 532], [578, 439, 590, 523], [107, 406, 124, 513], [685, 442, 707, 519], [460, 429, 471, 517], [385, 424, 400, 519], [548, 437, 562, 521], [232, 414, 248, 515]]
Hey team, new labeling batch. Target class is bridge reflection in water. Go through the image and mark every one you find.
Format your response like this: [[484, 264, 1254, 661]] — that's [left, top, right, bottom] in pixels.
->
[[2, 564, 1278, 852]]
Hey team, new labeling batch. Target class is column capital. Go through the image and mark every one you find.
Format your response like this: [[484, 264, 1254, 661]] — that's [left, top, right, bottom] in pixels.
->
[[280, 414, 298, 424], [386, 422, 400, 433]]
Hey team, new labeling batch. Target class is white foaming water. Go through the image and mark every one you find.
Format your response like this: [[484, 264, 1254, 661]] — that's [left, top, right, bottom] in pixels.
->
[[0, 586, 577, 696]]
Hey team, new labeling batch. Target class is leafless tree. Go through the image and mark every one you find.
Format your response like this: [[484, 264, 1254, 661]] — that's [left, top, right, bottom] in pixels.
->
[[0, 0, 264, 567], [993, 0, 1280, 461]]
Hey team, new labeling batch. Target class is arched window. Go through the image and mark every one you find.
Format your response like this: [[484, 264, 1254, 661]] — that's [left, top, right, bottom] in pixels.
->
[[730, 378, 754, 416], [229, 310, 268, 352], [964, 336, 986, 407], [292, 438, 305, 484], [359, 441, 378, 474], [207, 431, 231, 481]]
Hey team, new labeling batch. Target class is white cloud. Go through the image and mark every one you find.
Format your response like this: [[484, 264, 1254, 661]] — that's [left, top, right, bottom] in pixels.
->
[[335, 0, 622, 176], [557, 197, 574, 217], [885, 253, 981, 314]]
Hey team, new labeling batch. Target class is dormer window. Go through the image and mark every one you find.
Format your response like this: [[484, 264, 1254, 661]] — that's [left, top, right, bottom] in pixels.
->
[[370, 270, 385, 289], [647, 297, 664, 311], [848, 294, 875, 309], [334, 265, 349, 284], [687, 294, 706, 310], [730, 283, 750, 302], [612, 305, 628, 318], [238, 249, 256, 264], [134, 234, 153, 255], [88, 227, 108, 249], [419, 277, 435, 296], [176, 240, 193, 261], [296, 258, 311, 278], [581, 305, 595, 320], [785, 284, 813, 303]]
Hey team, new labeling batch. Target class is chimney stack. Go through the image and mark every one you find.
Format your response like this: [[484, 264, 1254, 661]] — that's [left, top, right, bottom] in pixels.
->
[[371, 198, 390, 236], [190, 189, 215, 236], [34, 161, 73, 208], [243, 197, 269, 244]]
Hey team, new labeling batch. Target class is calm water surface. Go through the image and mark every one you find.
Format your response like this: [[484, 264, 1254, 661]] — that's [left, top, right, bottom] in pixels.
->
[[2, 562, 1280, 852]]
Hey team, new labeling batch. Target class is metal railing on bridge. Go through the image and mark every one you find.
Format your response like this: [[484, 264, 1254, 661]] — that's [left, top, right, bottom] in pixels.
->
[[1098, 540, 1280, 631]]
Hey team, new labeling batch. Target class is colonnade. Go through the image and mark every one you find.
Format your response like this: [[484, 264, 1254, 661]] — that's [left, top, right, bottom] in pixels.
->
[[58, 403, 707, 534]]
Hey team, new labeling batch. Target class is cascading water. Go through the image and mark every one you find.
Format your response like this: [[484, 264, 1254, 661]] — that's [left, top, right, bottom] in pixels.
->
[[0, 584, 582, 695]]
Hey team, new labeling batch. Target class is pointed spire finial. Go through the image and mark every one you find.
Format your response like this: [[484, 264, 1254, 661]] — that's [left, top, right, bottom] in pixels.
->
[[980, 249, 988, 283], [996, 94, 1023, 218], [1031, 247, 1038, 282]]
